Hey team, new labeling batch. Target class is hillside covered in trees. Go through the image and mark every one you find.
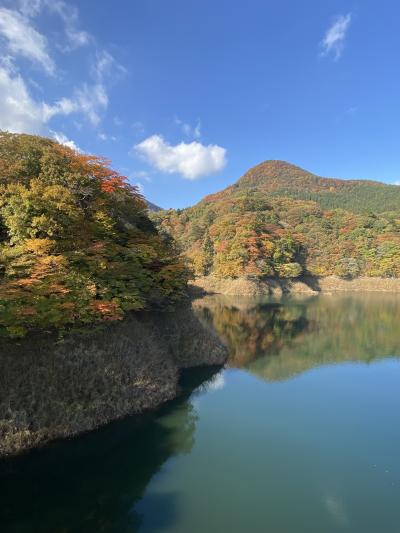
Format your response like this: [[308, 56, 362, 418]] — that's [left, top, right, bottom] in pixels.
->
[[151, 160, 400, 280], [0, 133, 189, 338]]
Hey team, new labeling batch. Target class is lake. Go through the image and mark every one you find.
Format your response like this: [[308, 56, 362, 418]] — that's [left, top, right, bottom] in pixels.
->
[[1, 293, 400, 532]]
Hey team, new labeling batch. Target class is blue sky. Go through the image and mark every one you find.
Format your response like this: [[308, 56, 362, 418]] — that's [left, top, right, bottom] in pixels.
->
[[0, 1, 399, 208]]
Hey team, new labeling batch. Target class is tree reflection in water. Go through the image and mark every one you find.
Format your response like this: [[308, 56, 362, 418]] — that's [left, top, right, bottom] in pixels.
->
[[0, 366, 220, 533], [193, 293, 400, 381]]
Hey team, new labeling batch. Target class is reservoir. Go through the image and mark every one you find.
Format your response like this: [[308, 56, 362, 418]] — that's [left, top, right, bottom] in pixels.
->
[[1, 294, 400, 532]]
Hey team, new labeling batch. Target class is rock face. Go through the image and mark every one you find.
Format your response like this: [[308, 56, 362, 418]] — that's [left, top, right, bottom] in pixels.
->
[[191, 275, 400, 296], [0, 306, 227, 458], [191, 276, 317, 296]]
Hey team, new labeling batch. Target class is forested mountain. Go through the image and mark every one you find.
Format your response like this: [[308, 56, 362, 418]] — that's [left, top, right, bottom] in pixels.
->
[[151, 160, 400, 280], [0, 133, 189, 338], [208, 160, 400, 214]]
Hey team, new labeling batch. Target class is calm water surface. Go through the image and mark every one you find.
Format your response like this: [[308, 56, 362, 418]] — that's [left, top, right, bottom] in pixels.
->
[[1, 293, 400, 532]]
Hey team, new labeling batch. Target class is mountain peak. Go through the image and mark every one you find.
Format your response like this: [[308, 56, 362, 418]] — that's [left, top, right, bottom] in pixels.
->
[[251, 159, 309, 171], [237, 159, 316, 188]]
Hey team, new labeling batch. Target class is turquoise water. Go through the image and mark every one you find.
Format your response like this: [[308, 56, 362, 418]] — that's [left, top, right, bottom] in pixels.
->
[[1, 294, 400, 532]]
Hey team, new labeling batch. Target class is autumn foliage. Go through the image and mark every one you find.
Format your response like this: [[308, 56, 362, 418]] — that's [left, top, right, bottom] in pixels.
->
[[151, 160, 400, 281], [0, 132, 190, 338]]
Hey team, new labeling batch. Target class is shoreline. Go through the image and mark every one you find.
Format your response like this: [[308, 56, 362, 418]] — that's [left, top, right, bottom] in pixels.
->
[[0, 305, 227, 458], [190, 275, 400, 296]]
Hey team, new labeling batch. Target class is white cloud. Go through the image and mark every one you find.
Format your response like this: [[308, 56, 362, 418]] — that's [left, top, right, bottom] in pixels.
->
[[0, 7, 55, 74], [135, 134, 227, 180], [0, 61, 108, 134], [17, 0, 43, 17], [0, 1, 122, 136], [321, 13, 352, 60], [72, 84, 108, 125], [43, 83, 108, 126], [175, 117, 201, 139], [98, 132, 116, 141], [92, 50, 126, 82], [55, 4, 91, 50], [0, 65, 48, 133], [394, 181, 400, 186], [18, 0, 90, 50], [52, 131, 80, 151]]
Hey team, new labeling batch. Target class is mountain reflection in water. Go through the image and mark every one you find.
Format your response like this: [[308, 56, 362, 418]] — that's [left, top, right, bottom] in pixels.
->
[[193, 293, 400, 380]]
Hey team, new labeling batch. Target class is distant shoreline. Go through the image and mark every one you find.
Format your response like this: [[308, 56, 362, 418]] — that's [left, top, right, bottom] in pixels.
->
[[190, 275, 400, 296]]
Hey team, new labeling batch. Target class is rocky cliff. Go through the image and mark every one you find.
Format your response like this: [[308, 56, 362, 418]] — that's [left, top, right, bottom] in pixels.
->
[[0, 305, 227, 457]]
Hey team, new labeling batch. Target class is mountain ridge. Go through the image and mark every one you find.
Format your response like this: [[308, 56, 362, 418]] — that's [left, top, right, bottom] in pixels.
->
[[202, 159, 400, 213], [238, 159, 386, 186]]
